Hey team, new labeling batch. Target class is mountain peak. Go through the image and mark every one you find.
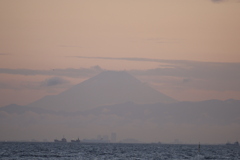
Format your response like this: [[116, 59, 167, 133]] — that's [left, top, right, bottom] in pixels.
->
[[98, 70, 129, 76], [81, 70, 142, 87], [28, 70, 176, 111], [88, 70, 137, 81]]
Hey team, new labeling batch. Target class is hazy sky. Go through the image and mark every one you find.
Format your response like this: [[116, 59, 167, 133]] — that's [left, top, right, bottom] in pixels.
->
[[0, 0, 240, 106], [1, 0, 240, 143]]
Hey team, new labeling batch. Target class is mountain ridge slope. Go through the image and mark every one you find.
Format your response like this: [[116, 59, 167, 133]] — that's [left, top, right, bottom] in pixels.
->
[[28, 71, 176, 111]]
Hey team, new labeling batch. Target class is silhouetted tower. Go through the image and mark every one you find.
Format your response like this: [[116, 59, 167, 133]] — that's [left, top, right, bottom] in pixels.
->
[[111, 132, 117, 143]]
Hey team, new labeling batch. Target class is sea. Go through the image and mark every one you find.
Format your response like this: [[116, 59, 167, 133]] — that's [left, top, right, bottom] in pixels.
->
[[0, 142, 239, 160]]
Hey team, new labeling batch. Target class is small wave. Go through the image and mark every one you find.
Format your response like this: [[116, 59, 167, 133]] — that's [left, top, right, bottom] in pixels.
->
[[191, 154, 204, 160]]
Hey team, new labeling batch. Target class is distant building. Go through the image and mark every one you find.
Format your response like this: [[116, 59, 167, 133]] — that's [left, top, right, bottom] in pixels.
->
[[81, 138, 110, 143], [173, 139, 181, 144], [54, 137, 67, 143], [226, 141, 239, 146], [102, 135, 109, 141], [97, 135, 102, 140], [119, 138, 141, 144], [71, 138, 80, 143], [111, 133, 117, 143]]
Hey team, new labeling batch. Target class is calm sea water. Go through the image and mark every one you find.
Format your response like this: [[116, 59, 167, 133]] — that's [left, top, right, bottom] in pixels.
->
[[0, 142, 239, 160]]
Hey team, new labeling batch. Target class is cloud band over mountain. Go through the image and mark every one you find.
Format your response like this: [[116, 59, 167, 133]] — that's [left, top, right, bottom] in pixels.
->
[[0, 66, 103, 78], [1, 58, 240, 92]]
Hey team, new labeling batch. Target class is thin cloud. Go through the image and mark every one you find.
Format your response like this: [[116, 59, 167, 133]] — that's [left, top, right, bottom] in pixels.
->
[[40, 77, 69, 87], [129, 62, 240, 91], [211, 0, 240, 2], [0, 81, 39, 91], [73, 56, 240, 81], [131, 62, 240, 81], [0, 66, 103, 78], [1, 56, 240, 91], [73, 56, 200, 64], [211, 0, 225, 2], [74, 56, 240, 91]]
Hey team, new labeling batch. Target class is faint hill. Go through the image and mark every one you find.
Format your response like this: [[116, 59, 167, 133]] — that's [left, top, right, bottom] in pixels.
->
[[28, 71, 176, 111], [0, 104, 27, 114], [2, 99, 240, 126], [80, 99, 240, 125]]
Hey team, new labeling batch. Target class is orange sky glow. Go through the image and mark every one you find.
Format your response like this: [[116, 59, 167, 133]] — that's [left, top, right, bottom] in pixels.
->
[[0, 0, 240, 106]]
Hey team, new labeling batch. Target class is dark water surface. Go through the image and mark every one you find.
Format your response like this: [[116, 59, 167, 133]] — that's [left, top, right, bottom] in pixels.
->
[[0, 142, 239, 159]]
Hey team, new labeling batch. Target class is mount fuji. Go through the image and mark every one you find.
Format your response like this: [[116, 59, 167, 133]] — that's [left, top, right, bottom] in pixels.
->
[[28, 71, 176, 111]]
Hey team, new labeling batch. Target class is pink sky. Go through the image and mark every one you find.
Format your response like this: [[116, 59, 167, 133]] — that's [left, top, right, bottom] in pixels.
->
[[0, 0, 240, 106]]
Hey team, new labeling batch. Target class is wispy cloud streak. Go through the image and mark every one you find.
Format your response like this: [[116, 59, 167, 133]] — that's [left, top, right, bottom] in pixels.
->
[[72, 56, 196, 64], [1, 56, 240, 92], [0, 66, 103, 78], [211, 0, 225, 2], [40, 77, 69, 87], [210, 0, 240, 3], [74, 56, 240, 91]]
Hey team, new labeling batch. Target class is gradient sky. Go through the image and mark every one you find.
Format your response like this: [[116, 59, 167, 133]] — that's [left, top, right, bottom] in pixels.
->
[[0, 0, 240, 107]]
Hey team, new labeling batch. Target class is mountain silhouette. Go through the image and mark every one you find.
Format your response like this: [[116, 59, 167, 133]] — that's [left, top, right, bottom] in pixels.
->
[[28, 71, 176, 111]]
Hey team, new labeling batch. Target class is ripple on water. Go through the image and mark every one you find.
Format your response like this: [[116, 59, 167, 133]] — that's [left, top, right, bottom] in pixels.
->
[[0, 143, 240, 160]]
